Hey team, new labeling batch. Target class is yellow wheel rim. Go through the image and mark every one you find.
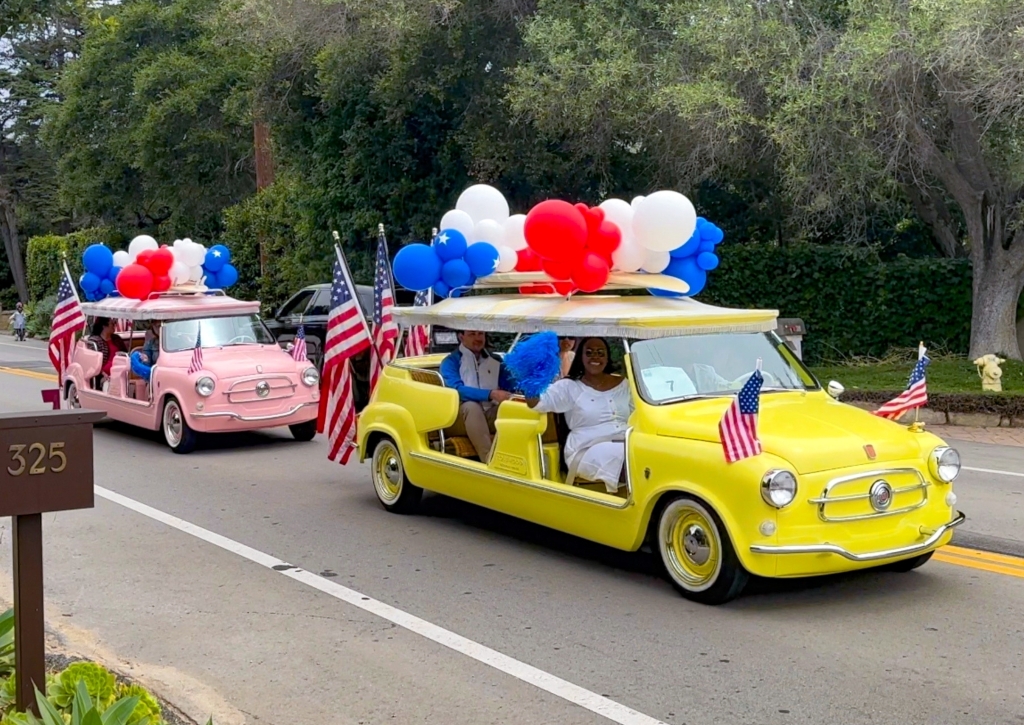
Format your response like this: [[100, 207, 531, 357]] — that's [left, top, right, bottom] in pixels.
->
[[660, 500, 722, 591], [373, 441, 403, 504]]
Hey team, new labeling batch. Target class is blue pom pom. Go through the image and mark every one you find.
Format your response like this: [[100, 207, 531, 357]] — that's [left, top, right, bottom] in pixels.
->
[[130, 351, 152, 381], [503, 331, 561, 398]]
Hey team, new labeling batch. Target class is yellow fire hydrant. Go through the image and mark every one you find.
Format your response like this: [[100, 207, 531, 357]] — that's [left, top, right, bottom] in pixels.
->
[[973, 353, 1005, 392]]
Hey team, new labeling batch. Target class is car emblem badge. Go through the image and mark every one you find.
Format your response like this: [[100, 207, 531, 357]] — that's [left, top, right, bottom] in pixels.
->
[[256, 365, 263, 373], [869, 480, 893, 511], [256, 381, 271, 398], [864, 444, 876, 460]]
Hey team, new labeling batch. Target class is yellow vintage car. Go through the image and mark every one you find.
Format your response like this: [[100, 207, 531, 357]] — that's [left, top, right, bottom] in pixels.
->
[[356, 274, 964, 604]]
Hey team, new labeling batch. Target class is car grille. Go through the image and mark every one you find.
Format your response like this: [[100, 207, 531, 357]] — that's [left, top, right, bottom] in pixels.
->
[[808, 468, 928, 522], [226, 375, 297, 403]]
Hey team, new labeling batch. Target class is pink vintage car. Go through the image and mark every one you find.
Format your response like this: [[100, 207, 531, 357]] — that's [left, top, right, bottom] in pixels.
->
[[64, 291, 320, 453]]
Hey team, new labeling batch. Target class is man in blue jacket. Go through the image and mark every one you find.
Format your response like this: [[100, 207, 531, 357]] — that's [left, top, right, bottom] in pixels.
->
[[439, 330, 515, 461]]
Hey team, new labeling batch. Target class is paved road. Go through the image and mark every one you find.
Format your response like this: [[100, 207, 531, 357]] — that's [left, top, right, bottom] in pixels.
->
[[0, 339, 1022, 725]]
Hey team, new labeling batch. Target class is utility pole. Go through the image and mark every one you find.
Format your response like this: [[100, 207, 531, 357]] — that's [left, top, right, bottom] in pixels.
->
[[253, 118, 274, 277]]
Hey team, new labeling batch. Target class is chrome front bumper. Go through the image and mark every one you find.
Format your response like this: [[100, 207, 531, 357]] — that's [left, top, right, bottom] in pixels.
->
[[191, 402, 317, 422], [749, 511, 965, 562]]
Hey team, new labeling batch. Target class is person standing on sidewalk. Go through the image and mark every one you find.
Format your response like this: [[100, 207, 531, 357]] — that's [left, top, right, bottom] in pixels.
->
[[9, 302, 26, 341]]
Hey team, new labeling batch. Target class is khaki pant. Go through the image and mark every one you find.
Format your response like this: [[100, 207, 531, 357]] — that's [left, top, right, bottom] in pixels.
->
[[446, 401, 499, 461]]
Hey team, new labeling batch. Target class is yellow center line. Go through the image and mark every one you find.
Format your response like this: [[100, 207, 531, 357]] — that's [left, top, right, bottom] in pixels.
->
[[934, 545, 1024, 580], [0, 366, 58, 382]]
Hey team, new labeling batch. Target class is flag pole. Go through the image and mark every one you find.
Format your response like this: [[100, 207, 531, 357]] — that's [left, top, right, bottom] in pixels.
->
[[910, 340, 925, 432]]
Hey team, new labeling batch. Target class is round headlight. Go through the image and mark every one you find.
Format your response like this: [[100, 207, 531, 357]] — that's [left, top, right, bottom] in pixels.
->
[[761, 470, 797, 508], [930, 446, 961, 483], [301, 367, 320, 387], [195, 376, 216, 397]]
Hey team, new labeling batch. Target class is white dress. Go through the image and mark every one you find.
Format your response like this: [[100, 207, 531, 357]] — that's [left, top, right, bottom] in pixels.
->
[[534, 378, 634, 491]]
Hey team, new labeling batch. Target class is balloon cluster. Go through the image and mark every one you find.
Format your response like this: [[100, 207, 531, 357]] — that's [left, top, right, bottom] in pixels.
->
[[392, 184, 513, 298], [111, 236, 238, 300], [80, 245, 121, 301]]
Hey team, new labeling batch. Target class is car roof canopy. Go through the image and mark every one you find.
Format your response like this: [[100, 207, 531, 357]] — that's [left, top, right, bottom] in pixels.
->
[[392, 293, 778, 339], [80, 292, 260, 322]]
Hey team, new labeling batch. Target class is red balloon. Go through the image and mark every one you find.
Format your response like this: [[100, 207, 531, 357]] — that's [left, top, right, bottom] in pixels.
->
[[571, 252, 610, 293], [553, 281, 576, 295], [583, 206, 605, 238], [152, 274, 172, 292], [116, 264, 154, 300], [524, 200, 587, 262], [542, 257, 574, 280], [515, 247, 543, 272], [148, 248, 174, 276], [589, 219, 622, 257], [136, 249, 155, 268], [519, 284, 551, 294]]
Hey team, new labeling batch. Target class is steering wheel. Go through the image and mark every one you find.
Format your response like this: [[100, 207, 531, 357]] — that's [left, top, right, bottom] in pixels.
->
[[228, 335, 256, 344]]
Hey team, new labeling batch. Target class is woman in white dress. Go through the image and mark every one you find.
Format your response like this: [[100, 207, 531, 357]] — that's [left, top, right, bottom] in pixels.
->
[[528, 337, 634, 492]]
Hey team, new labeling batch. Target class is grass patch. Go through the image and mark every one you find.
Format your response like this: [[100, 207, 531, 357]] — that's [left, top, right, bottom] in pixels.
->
[[810, 352, 1024, 394]]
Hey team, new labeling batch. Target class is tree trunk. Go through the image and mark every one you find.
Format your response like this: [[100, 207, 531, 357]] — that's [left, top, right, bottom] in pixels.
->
[[969, 241, 1024, 360], [0, 199, 29, 303]]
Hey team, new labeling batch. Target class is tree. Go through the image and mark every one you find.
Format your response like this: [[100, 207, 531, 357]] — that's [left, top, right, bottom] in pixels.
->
[[42, 0, 256, 241], [0, 0, 84, 301], [512, 0, 1024, 358]]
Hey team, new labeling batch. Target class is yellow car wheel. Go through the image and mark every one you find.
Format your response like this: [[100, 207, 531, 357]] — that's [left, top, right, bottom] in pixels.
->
[[371, 437, 422, 514], [657, 496, 748, 605]]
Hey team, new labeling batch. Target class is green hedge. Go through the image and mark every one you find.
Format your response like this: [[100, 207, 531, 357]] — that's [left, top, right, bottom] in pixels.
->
[[702, 244, 973, 364], [26, 227, 125, 301]]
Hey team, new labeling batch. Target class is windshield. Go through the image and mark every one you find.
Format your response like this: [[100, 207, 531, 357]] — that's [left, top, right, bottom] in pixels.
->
[[630, 332, 818, 404], [162, 315, 276, 352]]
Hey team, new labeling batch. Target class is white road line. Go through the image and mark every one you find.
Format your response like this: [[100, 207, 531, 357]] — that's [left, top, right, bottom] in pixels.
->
[[94, 485, 668, 725], [964, 466, 1024, 478]]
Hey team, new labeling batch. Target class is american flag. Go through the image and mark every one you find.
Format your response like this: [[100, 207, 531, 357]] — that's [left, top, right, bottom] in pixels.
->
[[187, 327, 204, 374], [719, 365, 764, 463], [49, 265, 86, 378], [404, 288, 432, 357], [875, 350, 930, 420], [291, 324, 308, 362], [318, 253, 372, 464], [369, 227, 398, 390]]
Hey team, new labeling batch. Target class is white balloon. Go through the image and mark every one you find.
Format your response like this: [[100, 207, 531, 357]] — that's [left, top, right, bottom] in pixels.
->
[[455, 184, 510, 224], [182, 242, 206, 267], [632, 190, 697, 252], [188, 265, 204, 283], [631, 196, 646, 210], [128, 235, 159, 259], [112, 250, 130, 268], [641, 248, 671, 273], [470, 219, 505, 247], [599, 198, 633, 232], [438, 209, 475, 240], [502, 214, 528, 251], [170, 261, 190, 285], [612, 236, 646, 272], [496, 245, 518, 272]]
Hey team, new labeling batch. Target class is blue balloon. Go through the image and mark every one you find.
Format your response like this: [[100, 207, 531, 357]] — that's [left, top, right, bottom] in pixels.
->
[[664, 256, 707, 296], [449, 288, 463, 298], [697, 240, 716, 254], [82, 244, 114, 278], [394, 243, 443, 291], [130, 351, 152, 381], [432, 281, 450, 298], [650, 287, 685, 298], [217, 263, 239, 288], [670, 230, 701, 259], [204, 244, 230, 273], [99, 279, 115, 296], [441, 258, 471, 289], [697, 252, 719, 271], [107, 265, 122, 281], [700, 222, 724, 244], [80, 272, 100, 293], [464, 242, 500, 278], [205, 270, 222, 289], [432, 229, 467, 262]]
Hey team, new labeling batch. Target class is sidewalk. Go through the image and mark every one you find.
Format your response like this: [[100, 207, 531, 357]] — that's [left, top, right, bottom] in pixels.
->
[[939, 426, 1024, 448]]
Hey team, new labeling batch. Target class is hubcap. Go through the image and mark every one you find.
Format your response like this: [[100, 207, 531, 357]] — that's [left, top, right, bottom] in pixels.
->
[[660, 500, 722, 591], [373, 443, 403, 503], [67, 383, 80, 409], [164, 402, 183, 447]]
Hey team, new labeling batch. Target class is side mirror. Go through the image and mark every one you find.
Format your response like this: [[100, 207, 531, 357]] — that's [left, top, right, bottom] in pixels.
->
[[827, 380, 844, 399]]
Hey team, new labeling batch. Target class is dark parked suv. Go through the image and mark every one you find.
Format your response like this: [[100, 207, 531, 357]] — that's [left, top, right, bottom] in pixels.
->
[[265, 284, 417, 410]]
